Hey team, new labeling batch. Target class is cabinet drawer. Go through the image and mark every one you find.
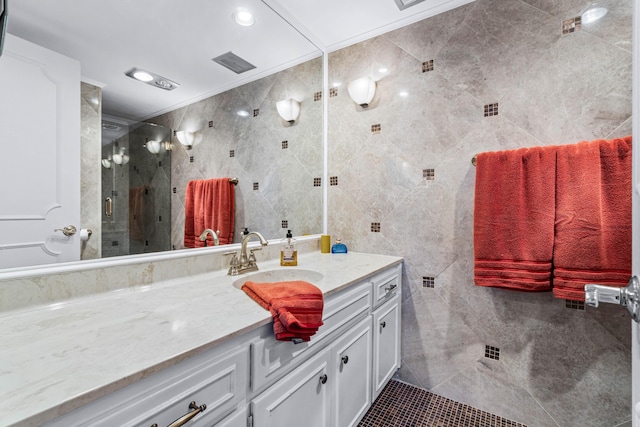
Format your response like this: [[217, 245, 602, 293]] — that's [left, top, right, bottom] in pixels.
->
[[371, 264, 401, 308], [250, 280, 372, 393], [45, 344, 249, 427]]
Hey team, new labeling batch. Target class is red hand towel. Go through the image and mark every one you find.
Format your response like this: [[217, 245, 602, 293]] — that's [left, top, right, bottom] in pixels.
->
[[474, 145, 557, 291], [241, 280, 324, 342], [553, 136, 632, 301], [184, 178, 235, 248]]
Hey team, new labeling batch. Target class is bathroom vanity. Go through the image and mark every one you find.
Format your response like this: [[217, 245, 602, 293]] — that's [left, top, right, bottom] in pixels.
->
[[0, 251, 402, 427]]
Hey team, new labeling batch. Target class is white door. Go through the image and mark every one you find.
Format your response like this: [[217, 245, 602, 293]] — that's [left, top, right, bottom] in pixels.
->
[[0, 34, 80, 269]]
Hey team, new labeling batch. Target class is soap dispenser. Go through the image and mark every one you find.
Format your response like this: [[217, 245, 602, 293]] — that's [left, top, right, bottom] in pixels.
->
[[280, 230, 298, 266]]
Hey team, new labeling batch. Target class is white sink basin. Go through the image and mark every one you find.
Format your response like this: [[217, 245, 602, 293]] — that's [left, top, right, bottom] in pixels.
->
[[232, 268, 324, 290]]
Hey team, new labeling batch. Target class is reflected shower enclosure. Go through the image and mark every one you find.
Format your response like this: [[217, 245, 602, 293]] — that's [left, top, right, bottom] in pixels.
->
[[101, 120, 172, 257]]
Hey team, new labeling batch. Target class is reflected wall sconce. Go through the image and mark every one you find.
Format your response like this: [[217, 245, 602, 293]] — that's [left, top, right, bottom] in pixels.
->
[[347, 76, 376, 108], [276, 98, 301, 124], [144, 140, 172, 154], [176, 130, 202, 150], [112, 148, 130, 165], [101, 157, 112, 169]]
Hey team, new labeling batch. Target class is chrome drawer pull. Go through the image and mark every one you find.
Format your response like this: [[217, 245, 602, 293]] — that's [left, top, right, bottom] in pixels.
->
[[151, 401, 207, 427], [384, 284, 397, 293], [341, 355, 349, 365], [319, 374, 328, 385]]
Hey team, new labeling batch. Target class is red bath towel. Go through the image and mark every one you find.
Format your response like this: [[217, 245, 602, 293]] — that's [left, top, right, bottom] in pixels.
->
[[474, 145, 557, 291], [241, 280, 324, 342], [553, 136, 632, 301], [184, 178, 235, 248]]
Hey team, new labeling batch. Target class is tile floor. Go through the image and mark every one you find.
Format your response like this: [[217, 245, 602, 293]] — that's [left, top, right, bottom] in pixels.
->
[[358, 380, 527, 427]]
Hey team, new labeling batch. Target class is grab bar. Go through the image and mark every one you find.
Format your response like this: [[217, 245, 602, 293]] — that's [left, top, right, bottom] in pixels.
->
[[105, 197, 113, 217]]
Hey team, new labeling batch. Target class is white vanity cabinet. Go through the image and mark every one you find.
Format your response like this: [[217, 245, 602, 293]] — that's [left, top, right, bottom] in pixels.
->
[[45, 341, 249, 427]]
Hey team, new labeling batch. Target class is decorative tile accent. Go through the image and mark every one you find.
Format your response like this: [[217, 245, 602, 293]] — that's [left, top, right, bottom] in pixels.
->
[[282, 140, 289, 149], [282, 220, 288, 228], [173, 130, 176, 136], [230, 150, 235, 158], [253, 109, 260, 117], [208, 120, 214, 128], [562, 16, 581, 35], [172, 187, 176, 194], [371, 222, 381, 232], [189, 156, 194, 163], [423, 276, 435, 288], [565, 300, 585, 310], [314, 91, 322, 101], [145, 240, 149, 246], [253, 182, 259, 191], [313, 178, 322, 187], [484, 103, 499, 117], [423, 169, 435, 180], [485, 345, 500, 360], [371, 124, 382, 134], [111, 241, 119, 246], [158, 216, 162, 222], [111, 190, 118, 197], [330, 87, 338, 97], [422, 60, 434, 72], [358, 380, 526, 427], [158, 161, 162, 168], [330, 176, 339, 186]]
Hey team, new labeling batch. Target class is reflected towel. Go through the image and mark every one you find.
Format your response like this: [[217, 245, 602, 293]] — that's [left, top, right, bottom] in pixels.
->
[[241, 280, 324, 342], [184, 178, 235, 248], [553, 136, 632, 301], [473, 145, 557, 291], [129, 186, 147, 241]]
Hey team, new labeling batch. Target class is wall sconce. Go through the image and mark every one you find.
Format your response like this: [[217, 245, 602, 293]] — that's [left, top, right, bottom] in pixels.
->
[[176, 130, 202, 150], [347, 76, 376, 108], [112, 148, 130, 165], [144, 140, 172, 154], [101, 158, 112, 169], [276, 98, 301, 124]]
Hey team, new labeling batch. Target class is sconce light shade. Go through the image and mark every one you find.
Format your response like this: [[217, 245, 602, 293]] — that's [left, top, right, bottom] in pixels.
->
[[276, 98, 301, 124], [101, 159, 112, 169], [176, 130, 202, 150], [347, 76, 376, 108], [112, 153, 130, 165], [145, 140, 172, 154]]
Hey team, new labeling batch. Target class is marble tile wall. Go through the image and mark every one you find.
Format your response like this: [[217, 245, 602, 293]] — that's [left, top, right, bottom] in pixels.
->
[[150, 57, 323, 248], [80, 82, 102, 260], [327, 0, 632, 426]]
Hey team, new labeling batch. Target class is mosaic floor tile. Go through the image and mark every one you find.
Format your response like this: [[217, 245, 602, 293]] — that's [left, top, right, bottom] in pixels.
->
[[358, 380, 527, 427]]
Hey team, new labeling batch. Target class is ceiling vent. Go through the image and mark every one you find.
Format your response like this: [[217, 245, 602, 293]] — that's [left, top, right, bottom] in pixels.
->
[[393, 0, 427, 10], [212, 51, 256, 74]]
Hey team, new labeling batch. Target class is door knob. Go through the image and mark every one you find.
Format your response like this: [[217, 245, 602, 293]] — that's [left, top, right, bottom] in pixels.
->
[[585, 276, 639, 322], [54, 225, 77, 236]]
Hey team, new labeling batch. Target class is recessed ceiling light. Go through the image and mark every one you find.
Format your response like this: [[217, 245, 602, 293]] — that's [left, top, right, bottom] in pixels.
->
[[378, 67, 388, 74], [237, 110, 249, 117], [332, 82, 342, 87], [233, 8, 255, 26], [399, 91, 409, 97], [582, 5, 607, 24], [125, 68, 180, 91]]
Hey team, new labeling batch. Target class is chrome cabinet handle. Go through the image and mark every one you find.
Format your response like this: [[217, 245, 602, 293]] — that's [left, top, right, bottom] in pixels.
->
[[319, 374, 328, 385], [380, 321, 386, 333], [151, 401, 206, 427], [105, 197, 113, 217], [54, 225, 77, 236], [341, 355, 349, 365], [384, 284, 397, 292]]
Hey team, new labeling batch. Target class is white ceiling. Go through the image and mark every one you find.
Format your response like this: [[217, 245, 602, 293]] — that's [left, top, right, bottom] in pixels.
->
[[6, 0, 472, 121]]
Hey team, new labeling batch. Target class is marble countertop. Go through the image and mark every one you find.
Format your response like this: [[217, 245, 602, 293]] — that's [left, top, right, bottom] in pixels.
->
[[0, 251, 402, 427]]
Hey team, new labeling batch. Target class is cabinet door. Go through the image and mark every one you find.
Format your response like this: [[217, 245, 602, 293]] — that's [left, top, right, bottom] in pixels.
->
[[332, 316, 372, 427], [252, 349, 331, 427], [372, 294, 401, 399]]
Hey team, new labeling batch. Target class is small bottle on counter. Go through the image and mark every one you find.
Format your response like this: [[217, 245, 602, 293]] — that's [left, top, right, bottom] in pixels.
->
[[331, 238, 348, 254], [280, 229, 298, 266]]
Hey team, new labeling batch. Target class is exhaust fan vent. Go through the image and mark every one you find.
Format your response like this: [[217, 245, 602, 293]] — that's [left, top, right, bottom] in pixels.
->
[[212, 51, 256, 74], [393, 0, 427, 10]]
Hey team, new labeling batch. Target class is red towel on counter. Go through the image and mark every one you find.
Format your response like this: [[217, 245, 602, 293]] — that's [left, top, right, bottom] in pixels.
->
[[241, 280, 324, 342], [184, 178, 235, 248], [473, 145, 557, 291], [553, 136, 632, 301]]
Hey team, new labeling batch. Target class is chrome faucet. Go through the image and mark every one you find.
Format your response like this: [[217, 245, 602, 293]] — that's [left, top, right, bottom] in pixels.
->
[[227, 231, 268, 275], [198, 229, 220, 247]]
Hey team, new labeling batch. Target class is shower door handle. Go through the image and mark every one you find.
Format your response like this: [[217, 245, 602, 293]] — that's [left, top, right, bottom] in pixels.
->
[[105, 197, 113, 217], [584, 276, 639, 322]]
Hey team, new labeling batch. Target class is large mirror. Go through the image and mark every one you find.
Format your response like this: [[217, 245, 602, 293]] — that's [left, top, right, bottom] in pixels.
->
[[3, 1, 323, 270]]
